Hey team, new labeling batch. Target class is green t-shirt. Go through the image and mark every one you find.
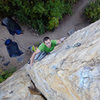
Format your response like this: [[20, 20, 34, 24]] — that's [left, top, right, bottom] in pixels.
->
[[38, 40, 57, 53]]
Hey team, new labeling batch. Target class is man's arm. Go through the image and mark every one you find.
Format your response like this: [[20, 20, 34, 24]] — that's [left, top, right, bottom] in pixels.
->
[[30, 48, 40, 66], [56, 37, 66, 44]]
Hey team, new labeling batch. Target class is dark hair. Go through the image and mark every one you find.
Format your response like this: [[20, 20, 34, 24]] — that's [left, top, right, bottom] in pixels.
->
[[43, 37, 50, 42]]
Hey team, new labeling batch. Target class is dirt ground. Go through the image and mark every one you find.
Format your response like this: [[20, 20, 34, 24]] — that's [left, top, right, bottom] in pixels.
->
[[0, 0, 90, 70]]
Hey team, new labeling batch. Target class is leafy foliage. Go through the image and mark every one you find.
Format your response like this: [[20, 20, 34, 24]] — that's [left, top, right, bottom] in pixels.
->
[[0, 0, 78, 34], [0, 67, 16, 83], [84, 0, 100, 22]]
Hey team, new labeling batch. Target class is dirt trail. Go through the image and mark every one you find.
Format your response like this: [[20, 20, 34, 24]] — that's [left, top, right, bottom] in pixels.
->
[[0, 0, 91, 70]]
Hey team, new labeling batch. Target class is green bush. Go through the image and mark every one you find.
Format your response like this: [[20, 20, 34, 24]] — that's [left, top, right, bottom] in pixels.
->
[[0, 0, 79, 34], [0, 67, 16, 83], [48, 17, 59, 30], [84, 0, 100, 22]]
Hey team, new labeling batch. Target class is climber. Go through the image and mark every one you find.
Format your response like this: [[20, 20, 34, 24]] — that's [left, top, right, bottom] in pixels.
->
[[30, 36, 66, 66]]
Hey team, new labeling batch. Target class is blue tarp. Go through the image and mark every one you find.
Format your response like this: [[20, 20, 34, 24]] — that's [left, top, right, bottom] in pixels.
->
[[2, 17, 22, 35], [5, 39, 23, 57]]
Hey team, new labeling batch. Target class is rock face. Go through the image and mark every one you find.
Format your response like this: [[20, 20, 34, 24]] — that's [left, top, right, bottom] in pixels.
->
[[0, 67, 45, 100], [0, 20, 100, 100], [26, 20, 100, 100]]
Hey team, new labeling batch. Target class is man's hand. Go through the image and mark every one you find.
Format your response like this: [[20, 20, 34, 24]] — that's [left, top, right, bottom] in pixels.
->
[[30, 55, 35, 66], [56, 37, 66, 44], [60, 37, 66, 42], [30, 58, 33, 66], [29, 49, 40, 66]]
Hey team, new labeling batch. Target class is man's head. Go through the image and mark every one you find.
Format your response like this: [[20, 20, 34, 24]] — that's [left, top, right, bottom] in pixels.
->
[[43, 37, 51, 48]]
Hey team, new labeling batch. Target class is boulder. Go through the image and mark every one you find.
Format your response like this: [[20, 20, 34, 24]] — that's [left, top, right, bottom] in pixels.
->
[[0, 67, 45, 100], [26, 20, 100, 100]]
